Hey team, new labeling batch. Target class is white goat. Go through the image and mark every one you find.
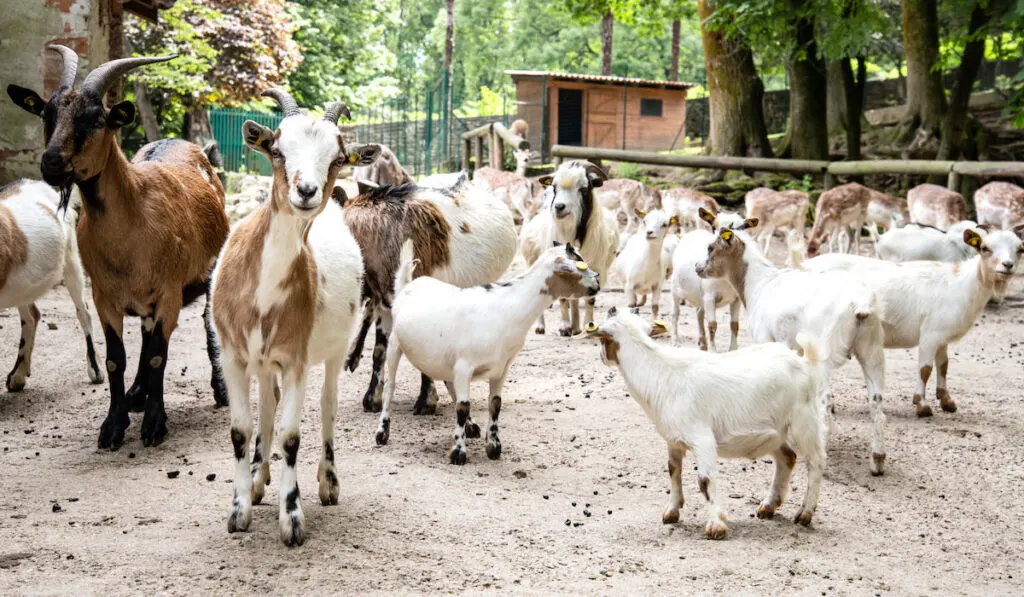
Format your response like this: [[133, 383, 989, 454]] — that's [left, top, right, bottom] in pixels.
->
[[376, 242, 600, 464], [804, 227, 1024, 416], [587, 310, 827, 538], [0, 180, 103, 391], [974, 181, 1024, 230], [610, 208, 677, 319], [212, 92, 369, 546], [519, 161, 619, 335], [695, 227, 888, 475], [669, 209, 752, 352], [876, 221, 980, 262]]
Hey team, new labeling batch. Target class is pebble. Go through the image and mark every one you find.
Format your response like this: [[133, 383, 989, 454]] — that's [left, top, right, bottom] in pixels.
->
[[564, 519, 571, 526], [47, 323, 58, 330], [206, 473, 216, 482], [166, 471, 180, 479], [52, 503, 62, 513]]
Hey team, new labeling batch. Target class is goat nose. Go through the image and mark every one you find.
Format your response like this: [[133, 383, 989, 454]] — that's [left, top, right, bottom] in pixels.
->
[[1003, 261, 1014, 270], [296, 183, 318, 200], [553, 202, 566, 212], [41, 150, 64, 173]]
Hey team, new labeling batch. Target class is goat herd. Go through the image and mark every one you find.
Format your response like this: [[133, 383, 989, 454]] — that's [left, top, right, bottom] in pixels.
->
[[3, 49, 1024, 549]]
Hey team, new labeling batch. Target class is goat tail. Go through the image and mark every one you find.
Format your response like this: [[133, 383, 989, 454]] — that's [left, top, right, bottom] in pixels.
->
[[394, 239, 420, 296]]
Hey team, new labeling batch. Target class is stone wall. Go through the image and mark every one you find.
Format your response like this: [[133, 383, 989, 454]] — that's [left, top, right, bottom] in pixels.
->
[[0, 0, 111, 184]]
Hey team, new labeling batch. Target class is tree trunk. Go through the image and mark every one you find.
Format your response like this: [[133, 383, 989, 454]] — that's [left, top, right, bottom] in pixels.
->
[[899, 0, 946, 142], [601, 9, 614, 76], [826, 61, 847, 136], [697, 0, 774, 158], [105, 1, 124, 107], [841, 56, 867, 163], [444, 0, 455, 167], [669, 19, 680, 82], [779, 10, 828, 161], [936, 2, 994, 162], [182, 104, 212, 144], [133, 80, 161, 143]]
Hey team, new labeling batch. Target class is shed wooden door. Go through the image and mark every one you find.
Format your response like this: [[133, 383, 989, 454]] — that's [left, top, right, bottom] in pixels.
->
[[557, 89, 584, 146], [587, 88, 621, 149]]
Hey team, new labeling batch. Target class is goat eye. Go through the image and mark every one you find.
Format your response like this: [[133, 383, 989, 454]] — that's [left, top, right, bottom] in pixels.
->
[[269, 146, 281, 158]]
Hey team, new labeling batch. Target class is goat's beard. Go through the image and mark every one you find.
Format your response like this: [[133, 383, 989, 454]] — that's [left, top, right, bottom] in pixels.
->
[[57, 184, 74, 214]]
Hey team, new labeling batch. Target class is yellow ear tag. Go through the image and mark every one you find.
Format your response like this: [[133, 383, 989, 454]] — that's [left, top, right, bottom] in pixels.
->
[[348, 153, 359, 164], [720, 230, 733, 241], [576, 261, 588, 270], [255, 135, 265, 146], [653, 319, 667, 328], [25, 98, 35, 108], [967, 235, 980, 247], [585, 322, 598, 332]]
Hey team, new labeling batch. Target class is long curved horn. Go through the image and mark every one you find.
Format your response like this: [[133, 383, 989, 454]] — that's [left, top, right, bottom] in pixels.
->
[[47, 45, 79, 88], [262, 88, 299, 118], [322, 101, 351, 124], [81, 55, 177, 97], [583, 161, 608, 182]]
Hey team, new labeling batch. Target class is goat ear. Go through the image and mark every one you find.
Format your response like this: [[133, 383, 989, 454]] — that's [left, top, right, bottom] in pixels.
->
[[538, 175, 553, 187], [669, 215, 680, 227], [633, 208, 646, 220], [242, 120, 274, 154], [7, 85, 46, 117], [347, 143, 382, 166], [963, 228, 983, 249], [1012, 223, 1024, 238], [698, 207, 716, 226], [738, 217, 759, 230], [331, 185, 348, 207], [106, 101, 136, 129], [356, 179, 379, 195]]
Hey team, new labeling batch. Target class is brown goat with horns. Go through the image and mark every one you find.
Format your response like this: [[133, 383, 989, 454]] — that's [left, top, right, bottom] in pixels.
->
[[7, 47, 230, 449]]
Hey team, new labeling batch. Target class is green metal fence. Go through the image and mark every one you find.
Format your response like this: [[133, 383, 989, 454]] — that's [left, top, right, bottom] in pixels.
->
[[209, 108, 282, 176], [210, 71, 514, 177]]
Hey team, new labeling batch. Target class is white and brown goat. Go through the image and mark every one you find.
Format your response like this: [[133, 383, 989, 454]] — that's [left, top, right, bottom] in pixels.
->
[[8, 47, 230, 449], [1, 180, 103, 391], [212, 90, 371, 546]]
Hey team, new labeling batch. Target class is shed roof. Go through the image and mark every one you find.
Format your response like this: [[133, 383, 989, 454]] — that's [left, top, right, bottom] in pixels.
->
[[505, 70, 694, 90]]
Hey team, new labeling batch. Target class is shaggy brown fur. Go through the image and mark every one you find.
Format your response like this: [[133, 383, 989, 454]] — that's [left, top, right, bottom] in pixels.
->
[[352, 145, 413, 186]]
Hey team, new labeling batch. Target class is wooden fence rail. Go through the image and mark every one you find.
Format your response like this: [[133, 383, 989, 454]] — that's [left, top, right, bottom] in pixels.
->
[[461, 122, 529, 172], [550, 145, 1024, 192]]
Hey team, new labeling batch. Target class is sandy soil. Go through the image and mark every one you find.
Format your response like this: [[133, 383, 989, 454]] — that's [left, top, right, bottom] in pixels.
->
[[2, 247, 1024, 597]]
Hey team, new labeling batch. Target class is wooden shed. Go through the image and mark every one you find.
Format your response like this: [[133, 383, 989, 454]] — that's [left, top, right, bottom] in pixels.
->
[[506, 70, 693, 160]]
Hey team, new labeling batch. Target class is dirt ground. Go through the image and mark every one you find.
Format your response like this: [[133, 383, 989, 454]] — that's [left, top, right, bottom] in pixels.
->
[[2, 246, 1024, 597]]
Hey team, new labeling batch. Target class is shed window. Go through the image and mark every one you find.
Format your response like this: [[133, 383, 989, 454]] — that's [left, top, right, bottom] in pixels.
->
[[640, 98, 663, 117]]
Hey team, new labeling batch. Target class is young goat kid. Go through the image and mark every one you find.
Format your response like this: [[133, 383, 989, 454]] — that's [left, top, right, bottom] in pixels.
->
[[212, 90, 370, 546], [587, 310, 827, 539], [696, 226, 889, 475], [375, 242, 600, 464], [8, 47, 230, 449], [610, 208, 678, 319], [804, 227, 1024, 416], [1, 181, 103, 391]]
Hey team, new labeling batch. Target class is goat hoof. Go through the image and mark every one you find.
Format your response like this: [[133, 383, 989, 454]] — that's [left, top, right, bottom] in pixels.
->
[[140, 409, 168, 447], [97, 414, 129, 451], [915, 404, 933, 418], [318, 469, 340, 506], [449, 447, 467, 465], [227, 503, 252, 533], [280, 511, 306, 547], [629, 307, 640, 315], [870, 452, 886, 476], [534, 326, 545, 335], [558, 326, 573, 337], [661, 507, 680, 524], [375, 426, 390, 446], [794, 509, 814, 527], [937, 390, 957, 413], [362, 392, 382, 413], [756, 503, 777, 519], [465, 421, 481, 439], [126, 384, 148, 413], [412, 401, 436, 416], [87, 364, 105, 385], [704, 521, 728, 540], [5, 372, 26, 392], [486, 439, 502, 460]]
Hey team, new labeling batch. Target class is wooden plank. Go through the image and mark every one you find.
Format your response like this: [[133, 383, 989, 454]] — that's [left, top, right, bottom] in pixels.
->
[[461, 123, 492, 140], [829, 160, 953, 176], [551, 145, 828, 174], [492, 122, 529, 150]]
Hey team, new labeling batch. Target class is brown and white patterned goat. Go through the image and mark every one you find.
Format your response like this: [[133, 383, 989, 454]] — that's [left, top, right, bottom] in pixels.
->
[[344, 173, 517, 415], [213, 90, 370, 546], [806, 183, 871, 257], [907, 183, 966, 231], [974, 181, 1024, 230], [352, 144, 413, 185], [7, 47, 230, 450]]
